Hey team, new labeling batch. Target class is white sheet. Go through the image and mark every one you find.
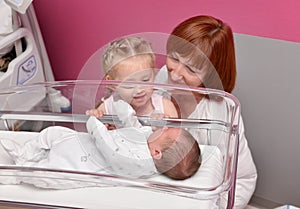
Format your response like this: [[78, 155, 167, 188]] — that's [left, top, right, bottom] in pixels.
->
[[0, 130, 224, 209]]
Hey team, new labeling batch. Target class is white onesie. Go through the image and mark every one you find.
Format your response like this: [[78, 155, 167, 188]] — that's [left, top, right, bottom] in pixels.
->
[[1, 101, 158, 188]]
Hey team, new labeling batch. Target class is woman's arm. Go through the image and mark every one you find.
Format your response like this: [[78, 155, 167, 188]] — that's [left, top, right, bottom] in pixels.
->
[[233, 115, 257, 209]]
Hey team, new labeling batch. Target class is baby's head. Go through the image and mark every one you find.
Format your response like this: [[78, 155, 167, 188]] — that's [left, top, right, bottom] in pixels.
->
[[148, 127, 201, 180], [102, 37, 155, 81]]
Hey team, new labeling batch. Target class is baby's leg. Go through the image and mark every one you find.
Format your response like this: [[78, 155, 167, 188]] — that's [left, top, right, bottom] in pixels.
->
[[0, 138, 28, 185], [0, 126, 76, 165]]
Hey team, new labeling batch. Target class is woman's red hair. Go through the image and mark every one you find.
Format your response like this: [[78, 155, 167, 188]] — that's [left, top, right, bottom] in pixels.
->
[[167, 15, 236, 93]]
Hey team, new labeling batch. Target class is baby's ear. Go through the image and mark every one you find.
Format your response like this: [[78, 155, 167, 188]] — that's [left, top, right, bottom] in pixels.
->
[[152, 149, 162, 160]]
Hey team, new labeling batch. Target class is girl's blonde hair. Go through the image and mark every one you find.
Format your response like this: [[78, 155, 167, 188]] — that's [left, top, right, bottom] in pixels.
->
[[102, 37, 155, 76]]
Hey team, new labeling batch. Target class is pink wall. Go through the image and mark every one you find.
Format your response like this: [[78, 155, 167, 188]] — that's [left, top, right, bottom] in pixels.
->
[[33, 0, 300, 81]]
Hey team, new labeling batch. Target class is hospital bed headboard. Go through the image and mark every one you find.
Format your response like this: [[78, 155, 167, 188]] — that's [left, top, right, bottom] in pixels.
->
[[233, 33, 300, 206]]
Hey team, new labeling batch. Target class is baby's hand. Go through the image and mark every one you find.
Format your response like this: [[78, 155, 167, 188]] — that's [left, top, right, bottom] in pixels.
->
[[85, 108, 104, 118]]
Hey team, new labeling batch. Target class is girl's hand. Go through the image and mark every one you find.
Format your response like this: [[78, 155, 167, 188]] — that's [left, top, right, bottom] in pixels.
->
[[85, 108, 104, 118], [85, 108, 116, 130]]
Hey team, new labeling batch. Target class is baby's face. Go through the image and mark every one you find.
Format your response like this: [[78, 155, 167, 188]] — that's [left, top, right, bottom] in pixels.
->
[[109, 55, 155, 108]]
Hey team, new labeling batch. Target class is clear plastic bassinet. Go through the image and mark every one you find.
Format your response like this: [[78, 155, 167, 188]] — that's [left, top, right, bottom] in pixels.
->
[[0, 80, 240, 209]]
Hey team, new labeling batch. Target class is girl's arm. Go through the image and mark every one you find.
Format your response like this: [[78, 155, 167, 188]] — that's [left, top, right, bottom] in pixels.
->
[[162, 97, 178, 118]]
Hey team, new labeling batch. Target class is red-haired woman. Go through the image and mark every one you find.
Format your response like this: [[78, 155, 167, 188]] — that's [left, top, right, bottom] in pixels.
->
[[155, 15, 257, 209]]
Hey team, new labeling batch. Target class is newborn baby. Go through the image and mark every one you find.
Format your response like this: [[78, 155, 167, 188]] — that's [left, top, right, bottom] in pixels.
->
[[1, 100, 201, 187]]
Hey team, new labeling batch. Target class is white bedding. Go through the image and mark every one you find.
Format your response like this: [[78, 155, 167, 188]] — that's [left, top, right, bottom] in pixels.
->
[[0, 130, 224, 209]]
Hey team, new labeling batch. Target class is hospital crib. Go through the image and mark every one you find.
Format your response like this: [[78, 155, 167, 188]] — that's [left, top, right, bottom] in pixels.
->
[[0, 80, 240, 209]]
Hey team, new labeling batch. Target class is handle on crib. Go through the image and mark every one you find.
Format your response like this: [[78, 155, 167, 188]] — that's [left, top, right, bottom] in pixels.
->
[[0, 111, 230, 131]]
